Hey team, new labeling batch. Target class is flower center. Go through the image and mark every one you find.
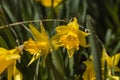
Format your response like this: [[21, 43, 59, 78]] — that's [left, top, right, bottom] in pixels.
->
[[37, 42, 49, 50], [24, 38, 50, 55], [59, 32, 80, 50]]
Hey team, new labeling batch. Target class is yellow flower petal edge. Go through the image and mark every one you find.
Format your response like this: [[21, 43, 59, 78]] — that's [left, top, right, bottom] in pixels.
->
[[36, 0, 62, 7], [111, 53, 120, 66], [8, 61, 23, 80], [51, 17, 90, 57], [29, 24, 44, 42], [24, 24, 51, 66]]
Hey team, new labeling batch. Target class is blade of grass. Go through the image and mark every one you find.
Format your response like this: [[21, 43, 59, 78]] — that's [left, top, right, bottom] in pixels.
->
[[86, 15, 102, 80], [46, 55, 66, 80]]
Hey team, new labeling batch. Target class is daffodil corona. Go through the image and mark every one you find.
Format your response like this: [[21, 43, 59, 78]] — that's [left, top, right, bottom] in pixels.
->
[[52, 17, 89, 57], [36, 0, 62, 7], [24, 24, 51, 66], [0, 47, 23, 80]]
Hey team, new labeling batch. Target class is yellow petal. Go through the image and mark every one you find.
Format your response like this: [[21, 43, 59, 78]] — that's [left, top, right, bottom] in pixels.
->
[[55, 25, 71, 34], [101, 48, 109, 66], [27, 52, 41, 66], [78, 31, 89, 48], [67, 17, 79, 30], [0, 47, 21, 75], [51, 34, 63, 50], [8, 62, 23, 80], [24, 38, 49, 55], [112, 53, 120, 66], [0, 57, 14, 74], [6, 54, 20, 60], [7, 47, 21, 60], [79, 36, 89, 48], [0, 48, 8, 55], [40, 24, 48, 38], [14, 65, 23, 80], [108, 75, 119, 80], [55, 18, 80, 35], [36, 0, 62, 7], [29, 24, 44, 42], [24, 38, 39, 54], [40, 24, 50, 45], [101, 48, 120, 70], [14, 69, 23, 80], [83, 60, 96, 80], [0, 48, 14, 74], [7, 62, 14, 80], [9, 48, 18, 54]]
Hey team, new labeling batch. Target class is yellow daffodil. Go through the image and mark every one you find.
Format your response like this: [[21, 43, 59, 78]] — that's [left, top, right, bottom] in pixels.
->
[[36, 0, 62, 7], [51, 17, 89, 57], [82, 60, 96, 80], [102, 48, 120, 70], [82, 59, 120, 80], [83, 48, 120, 80], [24, 24, 51, 66], [0, 47, 23, 80]]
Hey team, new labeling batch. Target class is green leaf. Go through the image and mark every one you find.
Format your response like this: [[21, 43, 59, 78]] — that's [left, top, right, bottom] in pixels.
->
[[86, 15, 102, 80], [1, 0, 16, 22], [0, 36, 8, 49], [3, 28, 16, 48]]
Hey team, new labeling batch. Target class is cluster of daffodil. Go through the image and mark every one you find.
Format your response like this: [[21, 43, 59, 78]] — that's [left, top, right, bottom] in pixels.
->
[[0, 17, 120, 80], [0, 17, 89, 80], [24, 17, 89, 66]]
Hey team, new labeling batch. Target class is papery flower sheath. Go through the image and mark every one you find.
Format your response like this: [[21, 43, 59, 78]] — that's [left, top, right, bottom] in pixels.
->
[[35, 0, 62, 7], [24, 24, 51, 66], [51, 17, 90, 57], [0, 47, 23, 80]]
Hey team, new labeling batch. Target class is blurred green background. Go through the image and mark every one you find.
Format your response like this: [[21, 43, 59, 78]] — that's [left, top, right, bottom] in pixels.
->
[[0, 0, 120, 80]]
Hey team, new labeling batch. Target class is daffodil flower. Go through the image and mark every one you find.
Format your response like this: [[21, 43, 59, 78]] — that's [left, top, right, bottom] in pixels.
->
[[51, 17, 90, 57], [83, 48, 120, 80], [24, 24, 51, 66], [102, 48, 120, 70], [0, 47, 23, 80], [35, 0, 62, 7], [82, 60, 96, 80]]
